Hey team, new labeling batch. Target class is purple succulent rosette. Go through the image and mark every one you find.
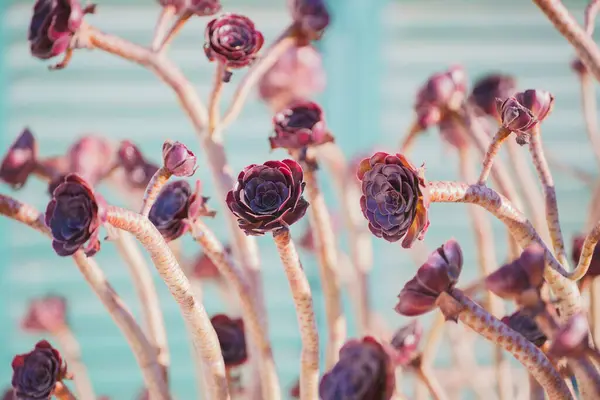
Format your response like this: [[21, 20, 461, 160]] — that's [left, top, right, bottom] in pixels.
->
[[148, 180, 215, 242], [11, 340, 67, 400], [469, 74, 517, 121], [357, 152, 430, 247], [21, 296, 68, 333], [270, 100, 333, 150], [289, 0, 330, 41], [548, 313, 589, 358], [501, 310, 547, 348], [66, 136, 115, 186], [162, 141, 197, 177], [485, 245, 545, 300], [226, 159, 309, 235], [319, 336, 396, 400], [496, 89, 554, 145], [28, 0, 87, 60], [0, 128, 38, 189], [395, 239, 463, 317], [210, 314, 247, 368], [45, 174, 106, 257], [116, 140, 160, 190], [390, 320, 422, 366], [158, 0, 221, 16], [571, 235, 600, 287], [204, 13, 264, 80]]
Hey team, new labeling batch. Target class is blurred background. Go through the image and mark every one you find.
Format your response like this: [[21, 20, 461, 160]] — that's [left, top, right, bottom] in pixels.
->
[[1, 0, 598, 398]]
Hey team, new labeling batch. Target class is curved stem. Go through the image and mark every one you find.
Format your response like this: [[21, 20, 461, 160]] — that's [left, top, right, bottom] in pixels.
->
[[140, 167, 171, 218], [151, 5, 176, 51], [0, 194, 169, 399], [438, 289, 573, 400], [399, 120, 423, 154], [579, 72, 600, 168], [158, 10, 193, 53], [590, 278, 600, 346], [106, 206, 229, 400], [414, 365, 448, 400], [414, 313, 445, 400], [303, 167, 345, 368], [477, 126, 512, 185], [573, 221, 600, 281], [427, 181, 582, 319], [570, 357, 600, 399], [53, 328, 95, 400], [53, 382, 76, 400], [528, 128, 570, 269], [532, 0, 600, 83], [272, 228, 319, 400], [190, 219, 281, 400], [113, 230, 170, 380], [209, 63, 226, 136], [586, 0, 600, 35]]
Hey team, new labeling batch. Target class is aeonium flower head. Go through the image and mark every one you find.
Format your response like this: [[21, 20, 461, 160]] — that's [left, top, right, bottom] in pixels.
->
[[0, 128, 38, 189], [22, 296, 67, 333], [485, 245, 545, 300], [501, 310, 547, 348], [204, 14, 264, 82], [45, 174, 106, 257], [149, 180, 215, 242], [162, 141, 197, 177], [226, 159, 309, 235], [67, 136, 115, 186], [319, 336, 395, 400], [210, 314, 247, 368], [548, 313, 589, 359], [390, 320, 422, 366], [158, 0, 221, 16], [12, 340, 68, 400], [469, 73, 517, 121], [117, 141, 160, 190], [357, 152, 429, 247], [496, 89, 554, 145], [270, 100, 333, 150], [395, 239, 463, 317]]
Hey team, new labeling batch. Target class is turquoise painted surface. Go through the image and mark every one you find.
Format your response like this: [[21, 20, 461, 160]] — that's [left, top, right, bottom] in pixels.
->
[[1, 0, 599, 398]]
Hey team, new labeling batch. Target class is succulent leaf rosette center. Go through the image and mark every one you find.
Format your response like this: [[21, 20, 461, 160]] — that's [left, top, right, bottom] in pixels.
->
[[270, 101, 333, 150]]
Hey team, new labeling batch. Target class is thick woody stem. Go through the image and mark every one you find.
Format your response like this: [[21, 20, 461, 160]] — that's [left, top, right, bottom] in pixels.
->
[[477, 126, 512, 185], [399, 121, 423, 154], [578, 72, 600, 168], [590, 279, 600, 345], [528, 373, 546, 400], [414, 364, 448, 400], [140, 168, 171, 218], [106, 206, 229, 400], [569, 358, 600, 399], [272, 228, 319, 400], [209, 62, 226, 136], [528, 127, 570, 269], [113, 230, 170, 379], [438, 289, 573, 400], [532, 0, 600, 83], [53, 382, 76, 400], [303, 167, 345, 367], [427, 181, 582, 319], [53, 327, 96, 400], [151, 5, 176, 51], [0, 195, 169, 399], [190, 219, 281, 400]]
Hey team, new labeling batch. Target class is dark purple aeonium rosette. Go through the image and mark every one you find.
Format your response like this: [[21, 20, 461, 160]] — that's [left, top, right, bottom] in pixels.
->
[[210, 314, 247, 368], [226, 159, 309, 235], [319, 336, 395, 400], [11, 340, 68, 400], [501, 310, 547, 348], [117, 140, 160, 190], [357, 152, 430, 247], [0, 128, 38, 189], [468, 74, 517, 121], [22, 296, 68, 333], [395, 239, 463, 317], [45, 174, 106, 257], [204, 14, 264, 82], [496, 89, 554, 145], [158, 0, 221, 16], [270, 100, 333, 150], [390, 320, 422, 366], [288, 0, 330, 41], [149, 180, 215, 241]]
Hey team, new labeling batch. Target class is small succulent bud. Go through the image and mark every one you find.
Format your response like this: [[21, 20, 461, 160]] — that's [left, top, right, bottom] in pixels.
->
[[11, 340, 68, 400], [319, 337, 395, 400], [210, 314, 247, 368], [270, 101, 333, 150], [396, 239, 463, 316], [357, 152, 429, 247], [469, 74, 517, 120], [289, 0, 330, 41], [485, 245, 545, 300], [162, 141, 197, 177], [117, 141, 160, 190], [548, 313, 589, 358], [571, 235, 600, 287], [22, 296, 67, 333], [67, 136, 115, 185], [158, 0, 221, 16], [390, 320, 422, 366], [0, 128, 38, 189], [501, 310, 547, 347], [496, 89, 554, 145]]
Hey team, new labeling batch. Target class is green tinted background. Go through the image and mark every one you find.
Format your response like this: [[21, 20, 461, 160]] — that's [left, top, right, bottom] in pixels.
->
[[0, 0, 598, 398]]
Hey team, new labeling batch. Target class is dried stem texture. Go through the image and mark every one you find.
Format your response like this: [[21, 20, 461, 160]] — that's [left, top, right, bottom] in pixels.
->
[[113, 230, 170, 377], [140, 167, 171, 217], [272, 229, 319, 400], [54, 328, 96, 400], [440, 290, 573, 400], [528, 373, 546, 400], [477, 127, 512, 185], [573, 222, 600, 281], [106, 206, 229, 400], [0, 195, 169, 399], [191, 219, 281, 400], [303, 168, 345, 367], [533, 0, 600, 82], [528, 128, 570, 269], [427, 181, 582, 319], [569, 358, 600, 399]]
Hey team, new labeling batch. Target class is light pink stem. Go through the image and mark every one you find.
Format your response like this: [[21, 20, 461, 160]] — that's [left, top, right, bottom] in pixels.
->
[[579, 72, 600, 168], [272, 228, 319, 400], [157, 11, 193, 53], [140, 168, 171, 218], [570, 358, 600, 399], [106, 206, 229, 400], [439, 289, 573, 400], [532, 0, 600, 82], [528, 373, 546, 400], [399, 120, 423, 154], [428, 181, 582, 319], [477, 127, 512, 185], [415, 313, 445, 400], [209, 62, 226, 136], [528, 128, 570, 269], [415, 365, 448, 400], [586, 0, 600, 35], [53, 328, 96, 400], [590, 279, 600, 345], [151, 5, 176, 51]]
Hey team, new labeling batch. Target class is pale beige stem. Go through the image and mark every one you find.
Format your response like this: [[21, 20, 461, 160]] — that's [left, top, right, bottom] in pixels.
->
[[106, 206, 229, 400], [528, 128, 570, 269], [528, 373, 546, 400], [272, 228, 319, 400], [140, 167, 171, 218], [585, 0, 600, 35], [427, 181, 582, 319], [399, 120, 423, 154], [415, 313, 445, 400], [191, 219, 281, 400], [579, 72, 600, 168], [0, 194, 169, 399], [587, 181, 600, 232], [532, 0, 600, 83], [158, 10, 193, 53], [303, 168, 345, 368], [569, 358, 600, 399], [477, 127, 512, 185], [591, 278, 600, 346], [439, 289, 573, 400], [53, 328, 95, 400], [209, 62, 226, 136], [54, 382, 76, 400], [151, 5, 176, 51], [113, 230, 170, 378], [415, 365, 448, 400]]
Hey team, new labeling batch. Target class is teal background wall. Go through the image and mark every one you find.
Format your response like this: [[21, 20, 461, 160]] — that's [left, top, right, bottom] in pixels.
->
[[1, 0, 599, 398]]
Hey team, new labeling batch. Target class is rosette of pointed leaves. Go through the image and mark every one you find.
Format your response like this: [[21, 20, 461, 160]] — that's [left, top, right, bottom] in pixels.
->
[[501, 310, 547, 347], [158, 0, 221, 16], [496, 89, 554, 144], [210, 314, 247, 368], [485, 245, 545, 300], [469, 74, 517, 121], [390, 320, 422, 366], [288, 0, 330, 41], [270, 101, 333, 150], [21, 296, 67, 333]]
